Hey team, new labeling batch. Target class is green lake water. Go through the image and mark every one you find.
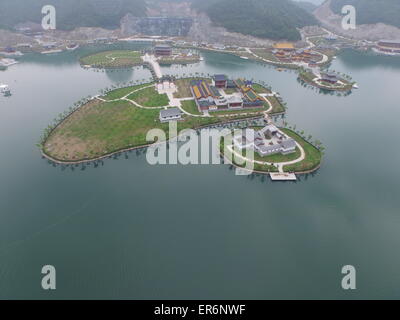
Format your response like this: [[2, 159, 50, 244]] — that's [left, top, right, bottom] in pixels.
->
[[1, 44, 400, 299]]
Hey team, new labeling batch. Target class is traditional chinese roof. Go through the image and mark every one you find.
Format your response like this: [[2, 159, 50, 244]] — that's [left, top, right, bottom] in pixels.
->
[[273, 43, 295, 50], [213, 74, 228, 82], [160, 108, 181, 118]]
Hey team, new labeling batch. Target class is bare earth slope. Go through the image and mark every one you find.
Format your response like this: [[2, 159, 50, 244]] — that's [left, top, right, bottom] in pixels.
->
[[314, 0, 400, 40]]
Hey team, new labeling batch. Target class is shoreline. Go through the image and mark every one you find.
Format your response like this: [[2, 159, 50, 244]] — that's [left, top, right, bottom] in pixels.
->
[[41, 119, 322, 178], [298, 73, 354, 92], [41, 113, 268, 165], [220, 151, 322, 176]]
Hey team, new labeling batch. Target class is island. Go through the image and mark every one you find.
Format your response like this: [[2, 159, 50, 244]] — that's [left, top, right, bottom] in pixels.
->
[[40, 71, 323, 177], [298, 68, 356, 92], [79, 46, 200, 70], [221, 124, 323, 175]]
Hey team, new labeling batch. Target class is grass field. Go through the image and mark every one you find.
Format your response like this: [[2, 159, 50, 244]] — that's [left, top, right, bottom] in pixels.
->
[[158, 55, 200, 65], [80, 50, 143, 68], [43, 98, 221, 161], [251, 49, 280, 62], [282, 129, 322, 173], [252, 84, 271, 94], [126, 87, 169, 108], [102, 83, 154, 101], [180, 100, 201, 115], [266, 96, 285, 114]]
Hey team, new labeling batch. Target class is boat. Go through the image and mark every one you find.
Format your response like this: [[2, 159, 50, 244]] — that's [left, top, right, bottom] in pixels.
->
[[240, 56, 249, 60], [41, 49, 63, 54], [66, 43, 79, 51], [353, 84, 359, 89], [0, 58, 19, 67], [0, 83, 11, 96], [276, 68, 284, 72]]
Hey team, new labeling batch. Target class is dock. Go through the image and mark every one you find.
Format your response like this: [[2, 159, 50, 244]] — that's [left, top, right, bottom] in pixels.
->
[[270, 173, 297, 181]]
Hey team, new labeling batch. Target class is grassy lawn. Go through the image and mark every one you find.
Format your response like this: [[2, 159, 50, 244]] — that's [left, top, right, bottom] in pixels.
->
[[180, 100, 202, 115], [127, 87, 169, 108], [252, 49, 280, 62], [102, 83, 154, 101], [265, 96, 285, 114], [252, 84, 271, 94], [80, 50, 143, 68], [282, 129, 322, 173], [44, 98, 221, 161], [158, 55, 200, 65], [44, 100, 165, 160], [220, 141, 279, 173]]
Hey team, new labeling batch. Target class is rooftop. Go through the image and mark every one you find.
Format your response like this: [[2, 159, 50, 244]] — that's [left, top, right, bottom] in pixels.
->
[[160, 108, 181, 118], [280, 139, 296, 150], [274, 43, 295, 50], [213, 74, 228, 81]]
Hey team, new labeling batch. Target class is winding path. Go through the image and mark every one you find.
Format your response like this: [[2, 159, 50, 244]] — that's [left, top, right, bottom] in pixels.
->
[[96, 84, 166, 109], [228, 129, 306, 173], [142, 54, 163, 79]]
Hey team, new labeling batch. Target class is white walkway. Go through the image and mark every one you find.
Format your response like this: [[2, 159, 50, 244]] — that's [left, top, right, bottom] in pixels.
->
[[142, 54, 163, 79]]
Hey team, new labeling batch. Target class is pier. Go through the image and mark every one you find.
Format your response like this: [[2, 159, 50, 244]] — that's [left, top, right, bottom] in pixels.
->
[[270, 173, 297, 181]]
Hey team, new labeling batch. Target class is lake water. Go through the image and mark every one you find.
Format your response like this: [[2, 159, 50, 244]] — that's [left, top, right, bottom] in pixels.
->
[[1, 44, 400, 299]]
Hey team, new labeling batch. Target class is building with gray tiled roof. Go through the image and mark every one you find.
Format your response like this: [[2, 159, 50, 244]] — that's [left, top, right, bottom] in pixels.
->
[[159, 108, 182, 122]]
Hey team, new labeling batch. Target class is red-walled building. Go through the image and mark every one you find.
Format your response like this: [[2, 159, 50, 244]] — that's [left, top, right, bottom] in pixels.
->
[[212, 74, 228, 88]]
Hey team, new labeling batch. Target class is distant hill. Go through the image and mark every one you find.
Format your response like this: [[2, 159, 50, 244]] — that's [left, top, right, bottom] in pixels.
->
[[0, 0, 147, 31], [294, 1, 318, 13], [293, 0, 325, 5], [191, 0, 319, 41], [330, 0, 400, 28]]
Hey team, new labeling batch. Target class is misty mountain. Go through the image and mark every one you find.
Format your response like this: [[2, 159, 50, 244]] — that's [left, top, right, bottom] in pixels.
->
[[293, 1, 318, 13], [330, 0, 400, 28], [191, 0, 319, 41], [0, 0, 147, 30]]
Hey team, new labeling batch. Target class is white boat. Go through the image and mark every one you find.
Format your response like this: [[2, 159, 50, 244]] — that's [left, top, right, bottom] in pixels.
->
[[353, 84, 359, 89], [0, 83, 11, 95], [0, 58, 19, 67], [41, 49, 63, 54], [0, 51, 23, 57], [66, 44, 79, 51], [240, 56, 249, 60]]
